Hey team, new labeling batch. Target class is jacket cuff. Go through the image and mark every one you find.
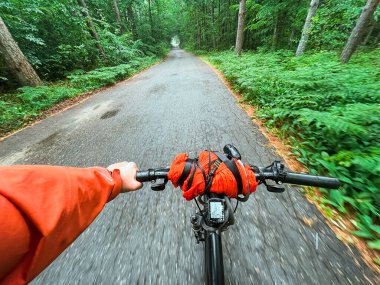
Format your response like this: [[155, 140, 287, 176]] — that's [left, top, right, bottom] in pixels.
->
[[108, 169, 122, 202]]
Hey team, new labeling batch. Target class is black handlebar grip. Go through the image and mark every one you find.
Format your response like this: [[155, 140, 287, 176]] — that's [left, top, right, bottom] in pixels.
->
[[136, 171, 153, 182], [284, 172, 341, 189], [136, 169, 170, 182]]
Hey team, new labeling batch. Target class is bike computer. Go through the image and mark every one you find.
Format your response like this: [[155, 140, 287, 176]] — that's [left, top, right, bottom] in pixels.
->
[[208, 198, 225, 224]]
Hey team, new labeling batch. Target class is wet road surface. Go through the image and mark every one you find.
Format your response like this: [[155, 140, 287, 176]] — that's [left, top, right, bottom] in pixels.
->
[[0, 49, 378, 284]]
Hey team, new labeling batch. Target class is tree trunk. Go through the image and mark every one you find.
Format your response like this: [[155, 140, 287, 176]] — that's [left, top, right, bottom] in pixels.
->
[[77, 0, 106, 60], [272, 16, 279, 50], [197, 12, 201, 50], [296, 0, 319, 56], [0, 16, 42, 86], [341, 0, 380, 63], [148, 0, 154, 37], [288, 26, 296, 48], [126, 2, 138, 40], [217, 0, 221, 47], [211, 0, 216, 49], [375, 28, 380, 43], [155, 0, 162, 37], [228, 0, 232, 45], [111, 0, 125, 34], [235, 0, 246, 56], [203, 2, 207, 47], [244, 28, 250, 49], [362, 23, 375, 45]]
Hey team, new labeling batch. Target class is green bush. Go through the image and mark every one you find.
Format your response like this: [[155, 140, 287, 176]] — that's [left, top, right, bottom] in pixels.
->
[[68, 64, 132, 90], [204, 49, 380, 245]]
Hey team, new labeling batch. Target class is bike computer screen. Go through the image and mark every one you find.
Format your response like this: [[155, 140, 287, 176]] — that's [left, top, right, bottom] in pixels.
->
[[208, 199, 225, 224]]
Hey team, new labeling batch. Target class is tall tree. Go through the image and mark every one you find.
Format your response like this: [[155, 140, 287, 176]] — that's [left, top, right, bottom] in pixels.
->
[[126, 1, 138, 40], [375, 26, 380, 43], [296, 0, 319, 56], [197, 9, 201, 50], [340, 0, 380, 63], [111, 0, 125, 34], [211, 0, 216, 49], [235, 0, 246, 56], [0, 16, 42, 87], [272, 15, 279, 50], [77, 0, 107, 60], [148, 0, 154, 37]]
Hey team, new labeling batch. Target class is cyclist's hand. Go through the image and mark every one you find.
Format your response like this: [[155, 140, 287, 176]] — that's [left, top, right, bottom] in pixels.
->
[[107, 162, 143, 193]]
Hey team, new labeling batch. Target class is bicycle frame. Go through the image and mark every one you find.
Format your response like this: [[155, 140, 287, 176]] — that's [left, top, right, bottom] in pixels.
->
[[205, 230, 224, 285], [191, 194, 234, 285]]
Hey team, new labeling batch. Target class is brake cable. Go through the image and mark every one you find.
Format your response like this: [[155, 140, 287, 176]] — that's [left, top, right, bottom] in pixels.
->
[[194, 197, 206, 220], [233, 200, 239, 213]]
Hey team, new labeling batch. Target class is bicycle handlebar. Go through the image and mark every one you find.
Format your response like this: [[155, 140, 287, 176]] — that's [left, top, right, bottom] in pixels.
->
[[136, 168, 170, 182], [136, 162, 340, 190], [284, 172, 340, 189], [252, 170, 340, 189]]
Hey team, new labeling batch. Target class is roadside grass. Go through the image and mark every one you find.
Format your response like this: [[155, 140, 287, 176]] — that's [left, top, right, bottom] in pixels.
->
[[0, 56, 158, 136], [201, 49, 380, 257]]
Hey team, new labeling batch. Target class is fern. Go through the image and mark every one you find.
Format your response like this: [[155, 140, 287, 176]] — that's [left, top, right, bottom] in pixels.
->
[[204, 49, 380, 242]]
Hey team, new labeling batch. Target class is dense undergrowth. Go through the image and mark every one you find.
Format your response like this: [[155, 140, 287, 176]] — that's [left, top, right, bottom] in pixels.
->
[[203, 50, 380, 251], [0, 56, 158, 136]]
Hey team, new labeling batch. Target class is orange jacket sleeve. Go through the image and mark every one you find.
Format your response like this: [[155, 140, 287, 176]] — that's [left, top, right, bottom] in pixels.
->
[[0, 165, 123, 285]]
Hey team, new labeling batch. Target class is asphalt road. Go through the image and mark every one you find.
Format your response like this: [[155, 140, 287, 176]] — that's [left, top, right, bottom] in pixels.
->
[[0, 49, 377, 285]]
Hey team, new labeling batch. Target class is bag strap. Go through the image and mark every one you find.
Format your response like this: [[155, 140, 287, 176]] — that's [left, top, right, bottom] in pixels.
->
[[177, 158, 194, 186], [214, 151, 243, 195], [203, 150, 223, 194], [179, 151, 243, 195]]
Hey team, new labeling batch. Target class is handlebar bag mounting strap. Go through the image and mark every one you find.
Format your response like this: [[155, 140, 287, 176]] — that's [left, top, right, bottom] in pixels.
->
[[213, 151, 243, 195], [204, 151, 222, 195], [177, 158, 195, 186], [187, 159, 207, 189]]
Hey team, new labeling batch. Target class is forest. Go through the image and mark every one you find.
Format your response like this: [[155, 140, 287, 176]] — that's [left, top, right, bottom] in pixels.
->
[[0, 0, 379, 262]]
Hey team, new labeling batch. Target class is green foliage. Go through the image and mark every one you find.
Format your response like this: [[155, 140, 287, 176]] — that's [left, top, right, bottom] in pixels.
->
[[204, 49, 380, 245], [368, 240, 380, 250], [183, 0, 380, 52], [245, 0, 309, 50], [0, 0, 173, 84], [309, 0, 369, 49], [68, 56, 156, 90], [1, 0, 98, 79], [179, 0, 238, 51], [0, 57, 158, 135]]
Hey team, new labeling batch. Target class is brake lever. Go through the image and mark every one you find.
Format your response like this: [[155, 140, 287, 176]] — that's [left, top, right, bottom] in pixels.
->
[[253, 162, 286, 193], [266, 184, 285, 193], [151, 178, 168, 191]]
